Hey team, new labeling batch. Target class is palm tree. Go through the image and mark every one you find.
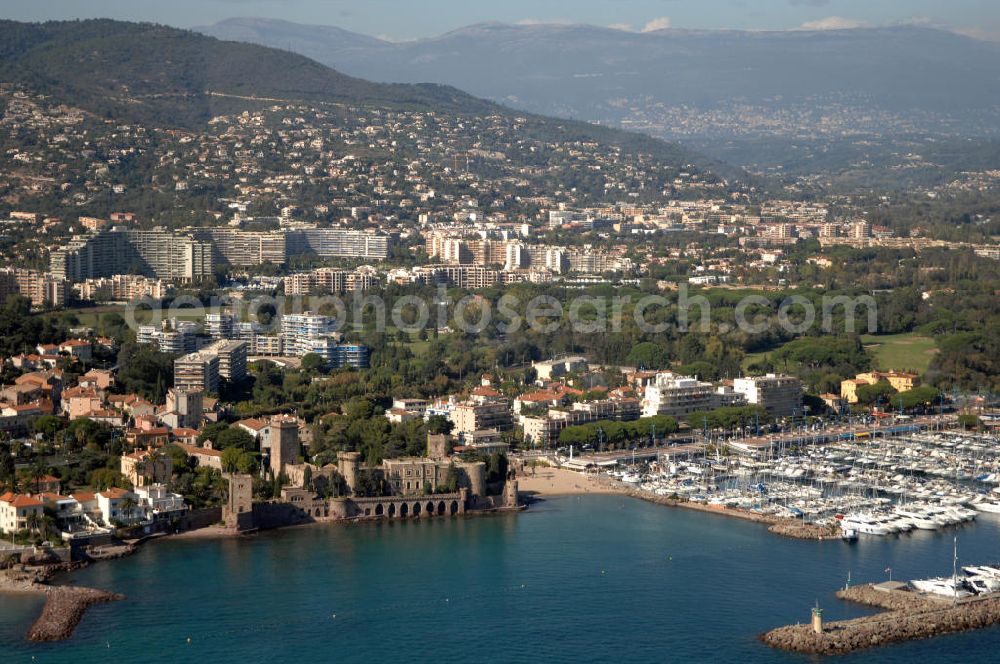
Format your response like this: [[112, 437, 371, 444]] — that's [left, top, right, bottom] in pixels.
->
[[30, 459, 47, 494], [120, 495, 138, 526], [25, 511, 42, 539]]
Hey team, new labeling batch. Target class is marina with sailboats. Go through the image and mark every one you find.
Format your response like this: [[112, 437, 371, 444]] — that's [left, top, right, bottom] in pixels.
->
[[570, 428, 1000, 541]]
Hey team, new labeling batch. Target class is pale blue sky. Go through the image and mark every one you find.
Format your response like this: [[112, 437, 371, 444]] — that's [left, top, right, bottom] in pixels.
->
[[3, 0, 997, 41]]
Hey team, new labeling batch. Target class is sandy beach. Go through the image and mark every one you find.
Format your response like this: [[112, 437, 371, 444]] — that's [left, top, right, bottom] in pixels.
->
[[517, 467, 625, 497], [0, 567, 46, 594], [166, 525, 239, 540]]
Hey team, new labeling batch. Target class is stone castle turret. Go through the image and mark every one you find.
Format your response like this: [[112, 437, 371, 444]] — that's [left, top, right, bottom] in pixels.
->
[[337, 450, 361, 495], [223, 473, 254, 530], [268, 415, 300, 475], [456, 461, 486, 500], [426, 433, 452, 460]]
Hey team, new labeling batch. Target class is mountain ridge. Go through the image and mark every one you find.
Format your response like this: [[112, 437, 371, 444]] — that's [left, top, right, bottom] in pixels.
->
[[197, 18, 1000, 122], [0, 19, 729, 177]]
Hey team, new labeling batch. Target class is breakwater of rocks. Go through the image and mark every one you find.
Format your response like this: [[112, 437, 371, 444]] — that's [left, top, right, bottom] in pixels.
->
[[27, 585, 126, 642], [2, 562, 125, 642], [762, 583, 1000, 655], [612, 484, 840, 540]]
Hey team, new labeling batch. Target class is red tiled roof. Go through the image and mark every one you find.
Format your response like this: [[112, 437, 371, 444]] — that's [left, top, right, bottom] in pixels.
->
[[1, 493, 43, 508], [129, 427, 170, 436], [518, 391, 563, 402], [175, 443, 223, 458], [38, 492, 71, 502], [83, 409, 122, 419]]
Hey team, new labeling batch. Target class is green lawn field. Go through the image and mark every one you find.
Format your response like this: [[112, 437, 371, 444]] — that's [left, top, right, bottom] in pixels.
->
[[861, 333, 938, 374]]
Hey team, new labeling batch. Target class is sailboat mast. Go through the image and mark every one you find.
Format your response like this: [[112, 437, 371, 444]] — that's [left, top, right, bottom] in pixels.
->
[[953, 536, 959, 606]]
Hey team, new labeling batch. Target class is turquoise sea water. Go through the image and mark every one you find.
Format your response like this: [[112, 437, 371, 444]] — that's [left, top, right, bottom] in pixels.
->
[[3, 495, 1000, 663]]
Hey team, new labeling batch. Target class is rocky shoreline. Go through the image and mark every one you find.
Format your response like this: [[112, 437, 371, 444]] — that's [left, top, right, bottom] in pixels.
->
[[762, 583, 1000, 655]]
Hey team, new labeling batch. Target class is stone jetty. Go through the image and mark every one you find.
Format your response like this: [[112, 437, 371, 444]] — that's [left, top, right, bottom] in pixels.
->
[[2, 565, 125, 642], [762, 583, 1000, 655], [618, 486, 839, 540], [27, 585, 126, 642]]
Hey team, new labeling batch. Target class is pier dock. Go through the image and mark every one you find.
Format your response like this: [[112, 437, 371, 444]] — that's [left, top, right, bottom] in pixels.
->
[[762, 583, 1000, 655]]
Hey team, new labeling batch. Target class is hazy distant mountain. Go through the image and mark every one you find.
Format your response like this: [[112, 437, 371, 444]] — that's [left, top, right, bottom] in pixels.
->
[[197, 18, 1000, 184], [0, 19, 502, 127], [0, 19, 718, 173], [199, 18, 1000, 130]]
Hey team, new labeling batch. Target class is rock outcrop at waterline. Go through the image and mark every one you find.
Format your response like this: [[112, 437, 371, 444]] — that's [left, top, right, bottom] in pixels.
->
[[27, 585, 126, 642], [766, 521, 841, 540], [762, 584, 1000, 655]]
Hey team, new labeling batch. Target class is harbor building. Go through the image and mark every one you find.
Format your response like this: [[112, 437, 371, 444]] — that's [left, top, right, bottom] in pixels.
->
[[733, 374, 803, 417], [641, 372, 717, 418], [452, 400, 513, 436], [840, 371, 921, 404]]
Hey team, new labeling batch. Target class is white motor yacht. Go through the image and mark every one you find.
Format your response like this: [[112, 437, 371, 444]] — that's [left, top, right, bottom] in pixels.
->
[[911, 577, 973, 598], [971, 497, 1000, 514], [841, 514, 891, 536], [966, 576, 1000, 595]]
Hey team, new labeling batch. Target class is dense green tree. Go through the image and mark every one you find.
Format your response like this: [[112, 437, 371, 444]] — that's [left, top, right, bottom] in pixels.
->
[[0, 442, 14, 490], [116, 341, 176, 402], [426, 415, 453, 436], [855, 381, 898, 407], [300, 353, 326, 372], [221, 447, 259, 474], [625, 342, 671, 369], [214, 428, 256, 451]]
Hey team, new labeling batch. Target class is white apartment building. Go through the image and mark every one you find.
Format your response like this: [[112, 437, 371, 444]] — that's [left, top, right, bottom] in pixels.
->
[[174, 351, 220, 393], [280, 313, 338, 356], [732, 374, 803, 417], [641, 372, 717, 418]]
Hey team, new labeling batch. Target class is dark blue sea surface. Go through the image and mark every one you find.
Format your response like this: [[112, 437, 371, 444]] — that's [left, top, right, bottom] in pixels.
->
[[2, 495, 1000, 662]]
